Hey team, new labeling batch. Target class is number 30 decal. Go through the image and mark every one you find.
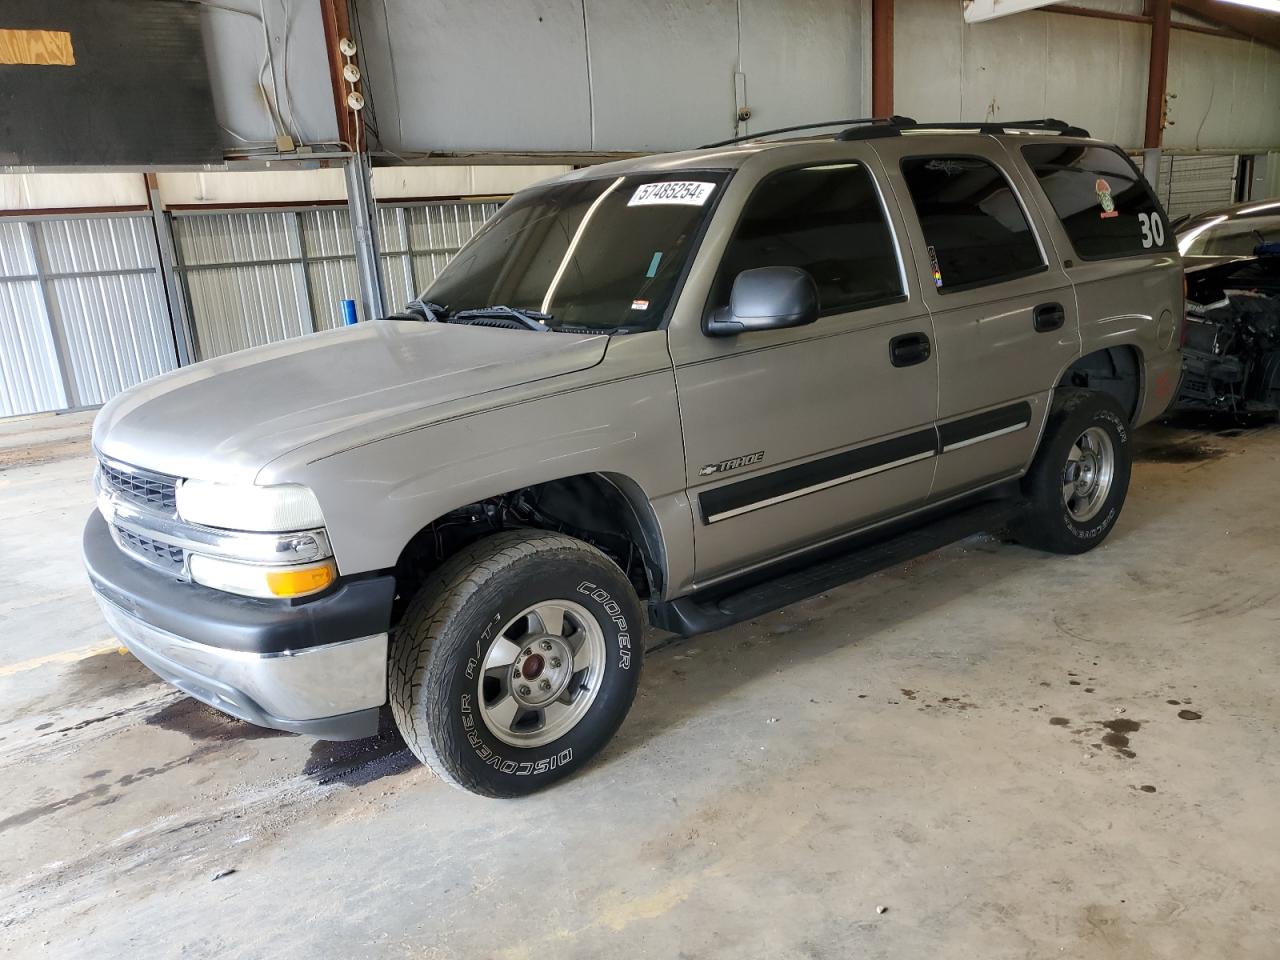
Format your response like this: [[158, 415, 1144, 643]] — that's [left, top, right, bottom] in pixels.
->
[[1138, 211, 1165, 249]]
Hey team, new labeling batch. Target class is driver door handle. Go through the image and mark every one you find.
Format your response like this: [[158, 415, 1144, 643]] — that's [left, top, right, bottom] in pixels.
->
[[889, 332, 932, 368]]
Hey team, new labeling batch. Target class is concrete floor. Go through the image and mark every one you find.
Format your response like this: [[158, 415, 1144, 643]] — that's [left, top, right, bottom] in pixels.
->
[[1, 409, 1278, 959]]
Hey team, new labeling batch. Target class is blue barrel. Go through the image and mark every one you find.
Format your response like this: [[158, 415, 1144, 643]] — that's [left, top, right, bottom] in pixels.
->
[[341, 299, 358, 326]]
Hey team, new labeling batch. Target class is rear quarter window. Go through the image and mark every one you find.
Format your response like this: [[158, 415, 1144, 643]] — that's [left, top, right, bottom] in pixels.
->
[[1021, 144, 1174, 260]]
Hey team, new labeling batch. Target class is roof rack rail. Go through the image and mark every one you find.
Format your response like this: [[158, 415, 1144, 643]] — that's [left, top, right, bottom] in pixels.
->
[[699, 116, 916, 149], [836, 117, 1091, 141]]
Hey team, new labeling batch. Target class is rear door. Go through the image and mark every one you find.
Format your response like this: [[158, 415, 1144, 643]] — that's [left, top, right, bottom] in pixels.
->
[[874, 136, 1081, 500]]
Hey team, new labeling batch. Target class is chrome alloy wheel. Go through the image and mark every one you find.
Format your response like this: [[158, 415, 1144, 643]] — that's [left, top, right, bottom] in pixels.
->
[[478, 599, 607, 748], [1062, 425, 1115, 523]]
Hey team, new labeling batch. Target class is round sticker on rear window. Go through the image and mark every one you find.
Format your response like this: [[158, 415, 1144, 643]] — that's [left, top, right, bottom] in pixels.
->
[[628, 181, 716, 207]]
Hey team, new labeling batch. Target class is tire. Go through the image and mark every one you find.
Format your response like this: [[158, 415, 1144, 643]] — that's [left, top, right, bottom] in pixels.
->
[[389, 530, 644, 797], [1012, 388, 1132, 555]]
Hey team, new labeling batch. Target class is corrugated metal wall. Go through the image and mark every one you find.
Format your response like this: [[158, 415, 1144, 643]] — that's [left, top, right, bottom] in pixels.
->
[[1158, 154, 1239, 218], [0, 198, 496, 416], [0, 219, 65, 417], [174, 211, 312, 358], [0, 213, 176, 417], [173, 199, 498, 360]]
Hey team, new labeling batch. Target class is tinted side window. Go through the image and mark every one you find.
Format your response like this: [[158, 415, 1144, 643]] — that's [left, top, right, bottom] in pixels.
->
[[1021, 144, 1174, 260], [900, 156, 1045, 293], [714, 163, 903, 315]]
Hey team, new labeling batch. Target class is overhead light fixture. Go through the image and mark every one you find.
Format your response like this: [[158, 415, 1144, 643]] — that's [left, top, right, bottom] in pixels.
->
[[1217, 0, 1280, 12]]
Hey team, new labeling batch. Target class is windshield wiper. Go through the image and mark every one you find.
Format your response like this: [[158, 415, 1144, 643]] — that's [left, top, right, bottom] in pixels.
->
[[447, 305, 553, 332], [385, 298, 447, 323]]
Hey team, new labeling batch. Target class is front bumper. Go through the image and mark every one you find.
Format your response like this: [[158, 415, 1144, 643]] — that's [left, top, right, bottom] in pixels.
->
[[84, 510, 394, 740]]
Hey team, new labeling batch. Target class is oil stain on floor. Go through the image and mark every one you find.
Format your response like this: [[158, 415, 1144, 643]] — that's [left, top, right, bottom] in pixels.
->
[[145, 698, 291, 742]]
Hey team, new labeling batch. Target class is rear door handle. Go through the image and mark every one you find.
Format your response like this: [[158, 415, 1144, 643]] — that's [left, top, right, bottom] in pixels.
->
[[889, 332, 932, 368], [1033, 302, 1066, 333]]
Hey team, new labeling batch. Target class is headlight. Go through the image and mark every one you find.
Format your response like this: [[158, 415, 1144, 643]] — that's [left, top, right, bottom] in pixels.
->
[[189, 555, 337, 599], [177, 480, 325, 532]]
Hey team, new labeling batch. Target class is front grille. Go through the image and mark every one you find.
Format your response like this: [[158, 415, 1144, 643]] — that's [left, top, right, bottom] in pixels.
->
[[99, 458, 178, 513], [115, 527, 186, 573]]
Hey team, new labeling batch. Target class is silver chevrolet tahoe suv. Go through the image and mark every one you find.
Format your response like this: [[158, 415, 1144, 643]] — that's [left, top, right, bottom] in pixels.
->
[[85, 118, 1183, 797]]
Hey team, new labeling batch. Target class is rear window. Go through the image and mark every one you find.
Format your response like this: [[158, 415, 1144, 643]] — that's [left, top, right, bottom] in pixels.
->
[[1021, 144, 1174, 260], [899, 156, 1045, 294]]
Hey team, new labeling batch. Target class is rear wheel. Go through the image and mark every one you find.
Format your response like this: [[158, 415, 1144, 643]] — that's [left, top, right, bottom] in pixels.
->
[[390, 530, 643, 797], [1012, 389, 1132, 555]]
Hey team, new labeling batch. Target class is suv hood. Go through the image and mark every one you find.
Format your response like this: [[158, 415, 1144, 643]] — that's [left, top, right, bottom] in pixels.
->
[[94, 321, 608, 483]]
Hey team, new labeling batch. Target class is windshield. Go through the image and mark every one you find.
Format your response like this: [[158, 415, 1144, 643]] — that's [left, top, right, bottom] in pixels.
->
[[1179, 213, 1280, 257], [421, 172, 728, 333]]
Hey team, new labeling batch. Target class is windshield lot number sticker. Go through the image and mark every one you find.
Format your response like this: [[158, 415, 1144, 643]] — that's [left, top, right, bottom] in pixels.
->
[[1138, 212, 1164, 248], [629, 181, 716, 207]]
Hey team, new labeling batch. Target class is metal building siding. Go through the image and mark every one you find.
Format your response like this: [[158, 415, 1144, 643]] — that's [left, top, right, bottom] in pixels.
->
[[406, 201, 499, 288], [39, 216, 157, 272], [0, 273, 66, 417], [37, 215, 177, 405], [174, 210, 301, 265], [1158, 155, 1239, 218], [0, 221, 55, 417], [0, 219, 37, 275], [173, 199, 497, 352], [299, 207, 362, 330], [378, 206, 414, 315], [305, 258, 360, 332], [49, 271, 177, 405], [183, 264, 311, 359], [174, 212, 311, 359]]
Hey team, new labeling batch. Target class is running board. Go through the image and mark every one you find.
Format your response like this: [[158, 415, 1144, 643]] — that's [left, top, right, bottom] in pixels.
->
[[649, 495, 1024, 638]]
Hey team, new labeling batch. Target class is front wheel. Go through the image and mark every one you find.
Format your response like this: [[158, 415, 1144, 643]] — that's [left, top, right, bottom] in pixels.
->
[[390, 530, 644, 797], [1012, 389, 1132, 555]]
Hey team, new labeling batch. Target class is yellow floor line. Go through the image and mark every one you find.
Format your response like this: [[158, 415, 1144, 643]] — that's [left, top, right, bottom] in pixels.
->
[[0, 639, 125, 678]]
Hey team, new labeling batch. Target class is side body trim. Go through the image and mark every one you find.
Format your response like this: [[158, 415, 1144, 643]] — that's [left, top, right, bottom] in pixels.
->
[[938, 401, 1033, 452], [696, 400, 1034, 525]]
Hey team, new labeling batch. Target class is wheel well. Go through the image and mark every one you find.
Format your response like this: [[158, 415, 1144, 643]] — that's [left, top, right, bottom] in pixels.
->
[[390, 474, 663, 622], [1059, 346, 1143, 423]]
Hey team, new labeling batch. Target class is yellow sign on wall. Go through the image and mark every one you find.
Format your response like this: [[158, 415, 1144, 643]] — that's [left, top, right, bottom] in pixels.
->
[[0, 28, 75, 66]]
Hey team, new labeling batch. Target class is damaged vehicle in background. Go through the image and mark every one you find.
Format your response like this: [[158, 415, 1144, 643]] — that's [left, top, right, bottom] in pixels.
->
[[1173, 201, 1280, 415]]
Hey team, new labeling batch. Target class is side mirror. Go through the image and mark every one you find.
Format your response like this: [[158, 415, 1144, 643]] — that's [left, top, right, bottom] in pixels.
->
[[704, 266, 819, 337]]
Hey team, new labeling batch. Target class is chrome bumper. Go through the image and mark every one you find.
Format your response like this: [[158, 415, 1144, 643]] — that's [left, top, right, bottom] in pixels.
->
[[96, 595, 386, 740]]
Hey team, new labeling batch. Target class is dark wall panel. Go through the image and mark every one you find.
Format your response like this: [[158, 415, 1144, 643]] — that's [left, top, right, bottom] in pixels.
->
[[0, 0, 220, 166]]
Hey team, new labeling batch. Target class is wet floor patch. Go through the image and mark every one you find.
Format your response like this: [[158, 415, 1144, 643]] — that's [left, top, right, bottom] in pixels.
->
[[145, 698, 291, 742], [303, 714, 412, 787], [1098, 718, 1141, 758], [1133, 439, 1226, 464], [62, 649, 163, 702], [0, 743, 220, 834]]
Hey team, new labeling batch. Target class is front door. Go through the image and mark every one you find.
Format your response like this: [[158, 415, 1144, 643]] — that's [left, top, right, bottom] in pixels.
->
[[668, 155, 938, 584]]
